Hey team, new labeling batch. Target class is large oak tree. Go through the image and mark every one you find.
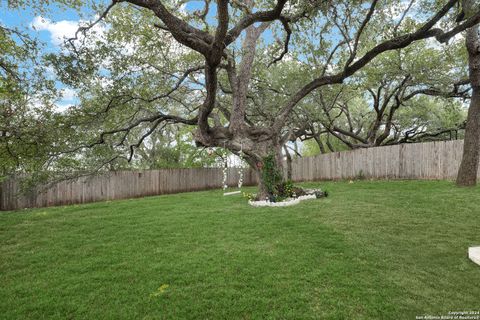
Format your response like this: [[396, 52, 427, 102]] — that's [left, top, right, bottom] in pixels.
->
[[55, 0, 480, 198]]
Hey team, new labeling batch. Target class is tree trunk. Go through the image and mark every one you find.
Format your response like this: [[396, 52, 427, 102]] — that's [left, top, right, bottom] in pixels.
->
[[456, 24, 480, 187], [283, 145, 293, 181], [326, 134, 336, 152], [314, 134, 327, 154], [244, 142, 286, 200]]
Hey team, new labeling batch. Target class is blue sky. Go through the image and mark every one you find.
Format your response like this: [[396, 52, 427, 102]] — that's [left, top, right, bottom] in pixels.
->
[[0, 1, 208, 110], [1, 1, 209, 51], [1, 3, 94, 109]]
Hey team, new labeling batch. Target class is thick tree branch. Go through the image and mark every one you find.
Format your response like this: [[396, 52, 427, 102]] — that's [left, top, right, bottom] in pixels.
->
[[273, 0, 478, 131], [225, 0, 287, 45], [268, 17, 292, 67]]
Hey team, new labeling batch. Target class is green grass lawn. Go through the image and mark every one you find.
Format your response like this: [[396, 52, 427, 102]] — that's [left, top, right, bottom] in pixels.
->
[[1, 180, 479, 319]]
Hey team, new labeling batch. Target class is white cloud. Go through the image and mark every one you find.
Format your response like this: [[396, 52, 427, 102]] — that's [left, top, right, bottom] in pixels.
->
[[28, 96, 71, 113], [385, 0, 417, 21], [31, 16, 106, 47], [172, 0, 187, 14], [425, 37, 443, 50], [55, 88, 78, 112], [31, 16, 80, 46], [43, 65, 57, 78], [61, 88, 77, 101], [425, 32, 464, 50], [55, 102, 74, 112]]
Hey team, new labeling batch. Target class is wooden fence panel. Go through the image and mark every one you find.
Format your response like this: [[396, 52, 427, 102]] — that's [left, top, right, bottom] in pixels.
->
[[0, 167, 255, 211], [0, 140, 472, 211], [287, 140, 467, 182]]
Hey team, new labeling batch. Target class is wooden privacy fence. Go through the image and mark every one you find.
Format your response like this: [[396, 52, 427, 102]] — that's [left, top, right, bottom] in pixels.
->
[[290, 140, 467, 182], [0, 168, 257, 211], [0, 140, 472, 211]]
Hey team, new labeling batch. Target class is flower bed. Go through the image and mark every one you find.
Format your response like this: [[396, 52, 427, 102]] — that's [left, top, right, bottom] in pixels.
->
[[248, 194, 317, 207], [247, 189, 327, 207]]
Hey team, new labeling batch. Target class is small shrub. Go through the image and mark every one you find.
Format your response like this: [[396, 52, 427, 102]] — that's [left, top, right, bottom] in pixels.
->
[[243, 192, 257, 201], [315, 190, 328, 198], [356, 170, 366, 180], [277, 180, 295, 198]]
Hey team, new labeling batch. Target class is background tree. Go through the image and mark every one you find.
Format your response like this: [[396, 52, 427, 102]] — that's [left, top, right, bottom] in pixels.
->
[[131, 126, 219, 169], [0, 17, 59, 181]]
